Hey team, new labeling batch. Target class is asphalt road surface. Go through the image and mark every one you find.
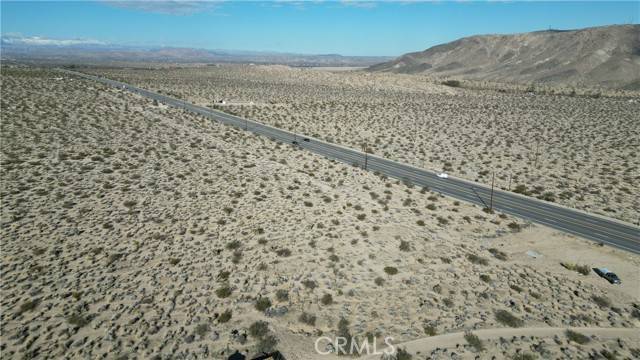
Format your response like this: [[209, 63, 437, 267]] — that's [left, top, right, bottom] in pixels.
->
[[60, 69, 640, 254]]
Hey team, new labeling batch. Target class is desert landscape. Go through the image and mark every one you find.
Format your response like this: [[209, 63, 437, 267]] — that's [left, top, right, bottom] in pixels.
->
[[1, 66, 639, 359], [86, 64, 640, 225]]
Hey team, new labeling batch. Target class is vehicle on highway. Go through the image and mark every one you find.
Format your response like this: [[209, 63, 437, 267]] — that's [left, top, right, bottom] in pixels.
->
[[291, 141, 298, 145], [437, 172, 449, 179], [593, 268, 621, 284], [303, 138, 310, 142]]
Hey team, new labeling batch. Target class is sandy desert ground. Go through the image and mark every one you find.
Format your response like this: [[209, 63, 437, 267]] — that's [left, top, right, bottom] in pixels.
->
[[87, 65, 640, 225], [1, 67, 639, 359]]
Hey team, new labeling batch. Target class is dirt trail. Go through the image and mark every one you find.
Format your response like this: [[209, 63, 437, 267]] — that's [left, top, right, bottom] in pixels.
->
[[363, 327, 639, 359]]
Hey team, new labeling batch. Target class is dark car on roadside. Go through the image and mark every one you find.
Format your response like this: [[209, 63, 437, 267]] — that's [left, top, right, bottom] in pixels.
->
[[593, 268, 621, 284]]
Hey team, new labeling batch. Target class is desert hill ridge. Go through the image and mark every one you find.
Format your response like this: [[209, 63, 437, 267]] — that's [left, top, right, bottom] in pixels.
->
[[369, 24, 640, 89]]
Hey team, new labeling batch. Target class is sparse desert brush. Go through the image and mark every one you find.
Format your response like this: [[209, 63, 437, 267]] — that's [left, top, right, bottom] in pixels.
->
[[591, 295, 611, 308], [249, 320, 270, 339], [276, 248, 291, 257], [507, 222, 522, 232], [423, 324, 437, 336], [302, 279, 317, 290], [467, 253, 489, 265], [488, 248, 508, 261], [495, 309, 524, 327], [395, 348, 413, 360], [464, 331, 484, 352], [218, 309, 232, 323], [565, 329, 591, 344], [276, 289, 289, 302], [216, 285, 232, 298], [320, 293, 333, 305], [479, 274, 491, 283], [399, 240, 411, 251], [195, 323, 210, 337], [374, 277, 385, 286], [299, 312, 316, 326], [19, 298, 40, 314], [226, 240, 242, 250], [255, 297, 272, 311], [560, 262, 591, 275], [66, 313, 90, 328], [384, 266, 398, 276]]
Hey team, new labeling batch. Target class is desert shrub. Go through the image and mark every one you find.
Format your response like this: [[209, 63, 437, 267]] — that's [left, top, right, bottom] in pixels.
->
[[329, 254, 339, 262], [396, 348, 413, 360], [575, 264, 591, 275], [512, 353, 537, 360], [442, 80, 461, 87], [560, 262, 590, 275], [480, 274, 491, 283], [218, 270, 230, 281], [436, 216, 449, 225], [169, 258, 180, 265], [416, 220, 426, 226], [495, 309, 524, 327], [299, 312, 316, 326], [255, 297, 272, 311], [19, 298, 40, 314], [218, 309, 232, 323], [488, 248, 508, 261], [302, 279, 317, 290], [66, 313, 90, 328], [507, 222, 521, 232], [592, 295, 611, 308], [464, 331, 484, 352], [226, 240, 241, 250], [565, 329, 590, 344], [440, 257, 451, 264], [249, 320, 269, 338], [195, 323, 210, 337], [510, 284, 523, 293], [256, 333, 279, 353], [467, 253, 489, 265], [399, 240, 411, 251], [374, 277, 385, 286], [276, 248, 291, 257], [216, 286, 232, 298], [276, 289, 289, 302], [336, 317, 354, 356], [423, 324, 437, 336], [321, 294, 333, 305], [426, 203, 437, 211], [384, 266, 398, 275]]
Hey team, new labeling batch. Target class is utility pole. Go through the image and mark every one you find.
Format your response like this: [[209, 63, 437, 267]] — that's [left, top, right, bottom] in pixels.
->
[[507, 173, 512, 191], [489, 172, 495, 211], [244, 118, 248, 131]]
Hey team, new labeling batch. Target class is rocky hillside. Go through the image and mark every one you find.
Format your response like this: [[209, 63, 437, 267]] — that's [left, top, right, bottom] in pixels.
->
[[369, 24, 640, 89]]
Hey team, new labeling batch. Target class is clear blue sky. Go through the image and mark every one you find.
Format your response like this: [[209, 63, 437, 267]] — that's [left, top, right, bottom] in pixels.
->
[[1, 1, 638, 56]]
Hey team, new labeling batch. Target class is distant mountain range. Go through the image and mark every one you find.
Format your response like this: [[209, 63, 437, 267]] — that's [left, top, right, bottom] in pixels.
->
[[0, 37, 391, 67], [369, 24, 640, 89]]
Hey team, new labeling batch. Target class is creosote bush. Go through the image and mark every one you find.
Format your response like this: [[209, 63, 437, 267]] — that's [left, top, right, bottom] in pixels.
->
[[464, 331, 485, 352], [495, 309, 524, 327], [255, 297, 272, 312]]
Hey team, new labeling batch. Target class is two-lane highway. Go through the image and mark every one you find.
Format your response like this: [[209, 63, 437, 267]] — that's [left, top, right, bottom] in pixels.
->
[[59, 69, 640, 254]]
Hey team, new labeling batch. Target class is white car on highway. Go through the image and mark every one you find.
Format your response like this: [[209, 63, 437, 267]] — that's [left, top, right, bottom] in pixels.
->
[[437, 172, 449, 179]]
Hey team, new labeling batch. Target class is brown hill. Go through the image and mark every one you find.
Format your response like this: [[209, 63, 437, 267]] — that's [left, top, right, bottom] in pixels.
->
[[369, 24, 640, 89]]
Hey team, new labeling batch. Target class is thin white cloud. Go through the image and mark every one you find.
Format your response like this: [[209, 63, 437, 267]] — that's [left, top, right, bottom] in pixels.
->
[[1, 35, 106, 46], [104, 1, 220, 15], [340, 0, 377, 8]]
